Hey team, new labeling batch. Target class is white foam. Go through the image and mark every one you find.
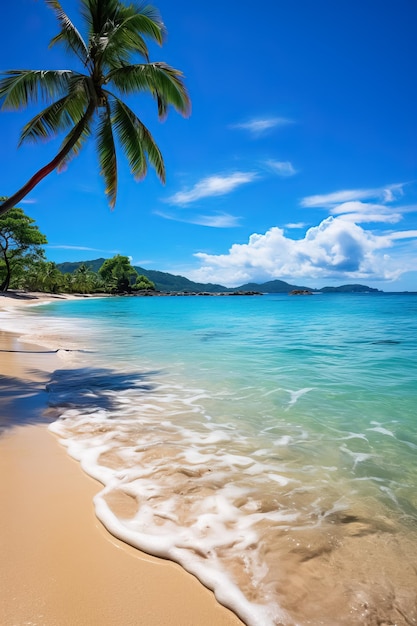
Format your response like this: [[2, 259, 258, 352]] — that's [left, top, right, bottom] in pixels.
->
[[284, 387, 314, 410], [339, 445, 374, 470], [367, 423, 395, 437], [10, 299, 413, 626]]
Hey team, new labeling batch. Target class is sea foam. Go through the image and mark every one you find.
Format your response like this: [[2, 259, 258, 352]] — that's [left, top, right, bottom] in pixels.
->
[[3, 294, 417, 625]]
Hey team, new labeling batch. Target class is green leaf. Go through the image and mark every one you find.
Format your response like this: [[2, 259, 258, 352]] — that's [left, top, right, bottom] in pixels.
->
[[108, 62, 191, 119], [19, 75, 90, 145], [46, 0, 89, 65], [111, 96, 165, 182], [56, 109, 94, 171], [0, 70, 72, 110], [96, 102, 117, 207]]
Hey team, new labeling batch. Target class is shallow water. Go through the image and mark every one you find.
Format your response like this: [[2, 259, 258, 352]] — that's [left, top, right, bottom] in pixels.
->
[[2, 293, 417, 625]]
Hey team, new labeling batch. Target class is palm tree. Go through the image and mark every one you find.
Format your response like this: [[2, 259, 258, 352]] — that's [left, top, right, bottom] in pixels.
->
[[0, 0, 190, 217]]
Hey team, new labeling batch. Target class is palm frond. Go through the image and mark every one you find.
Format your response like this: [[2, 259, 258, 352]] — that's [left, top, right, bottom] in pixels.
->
[[46, 0, 89, 65], [96, 102, 117, 208], [0, 70, 72, 110], [82, 0, 164, 41], [108, 62, 191, 119], [56, 98, 96, 171], [84, 2, 165, 70], [81, 0, 119, 37], [107, 5, 166, 51], [111, 96, 165, 182], [19, 76, 90, 144], [100, 26, 151, 67], [125, 3, 167, 42]]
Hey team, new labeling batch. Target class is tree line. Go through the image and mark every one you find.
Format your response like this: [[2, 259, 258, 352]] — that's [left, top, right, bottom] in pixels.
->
[[0, 201, 155, 294]]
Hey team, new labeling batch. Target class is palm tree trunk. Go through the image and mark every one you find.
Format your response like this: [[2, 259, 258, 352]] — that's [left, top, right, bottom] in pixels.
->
[[0, 102, 95, 217], [0, 250, 11, 292]]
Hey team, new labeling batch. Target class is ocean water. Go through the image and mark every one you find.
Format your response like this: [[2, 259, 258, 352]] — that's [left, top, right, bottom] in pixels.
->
[[2, 293, 417, 625]]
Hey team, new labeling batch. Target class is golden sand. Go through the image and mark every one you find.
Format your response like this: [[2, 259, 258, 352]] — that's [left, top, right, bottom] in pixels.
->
[[0, 293, 243, 626]]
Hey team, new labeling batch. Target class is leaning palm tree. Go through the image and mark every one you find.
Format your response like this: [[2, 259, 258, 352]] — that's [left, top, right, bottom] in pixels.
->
[[0, 0, 190, 217]]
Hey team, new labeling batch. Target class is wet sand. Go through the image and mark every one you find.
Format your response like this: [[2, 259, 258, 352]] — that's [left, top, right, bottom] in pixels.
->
[[0, 293, 243, 626]]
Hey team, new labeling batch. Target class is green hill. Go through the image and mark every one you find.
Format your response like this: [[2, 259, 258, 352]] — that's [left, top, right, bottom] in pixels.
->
[[56, 259, 381, 294], [237, 279, 312, 293], [320, 284, 380, 293]]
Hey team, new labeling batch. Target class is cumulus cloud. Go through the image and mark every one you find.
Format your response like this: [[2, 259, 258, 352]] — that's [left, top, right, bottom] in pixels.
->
[[301, 184, 405, 208], [231, 117, 293, 136], [187, 217, 417, 287], [166, 172, 257, 206], [264, 160, 297, 177]]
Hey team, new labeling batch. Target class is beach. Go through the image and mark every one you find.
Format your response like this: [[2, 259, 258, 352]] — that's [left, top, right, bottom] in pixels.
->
[[1, 290, 417, 626], [0, 293, 243, 626]]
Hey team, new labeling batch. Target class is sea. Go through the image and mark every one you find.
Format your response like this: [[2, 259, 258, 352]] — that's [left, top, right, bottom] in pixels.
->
[[2, 292, 417, 626]]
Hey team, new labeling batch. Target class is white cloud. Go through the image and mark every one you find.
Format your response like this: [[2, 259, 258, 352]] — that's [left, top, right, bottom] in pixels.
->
[[329, 201, 402, 224], [389, 230, 417, 240], [231, 117, 293, 136], [187, 217, 417, 287], [165, 172, 257, 206], [154, 210, 241, 228], [265, 160, 297, 177], [301, 184, 405, 208], [47, 245, 106, 251], [285, 222, 306, 229]]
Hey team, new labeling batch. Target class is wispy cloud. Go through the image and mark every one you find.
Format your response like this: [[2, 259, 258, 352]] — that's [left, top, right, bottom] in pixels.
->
[[47, 245, 111, 252], [329, 201, 402, 224], [264, 160, 297, 177], [155, 210, 241, 228], [285, 222, 306, 229], [165, 172, 257, 206], [301, 184, 405, 208], [231, 117, 293, 136], [389, 230, 417, 240]]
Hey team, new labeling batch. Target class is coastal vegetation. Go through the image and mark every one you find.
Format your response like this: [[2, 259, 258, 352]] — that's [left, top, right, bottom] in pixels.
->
[[98, 254, 155, 293], [0, 205, 156, 293], [0, 0, 190, 217], [0, 199, 47, 292], [1, 253, 156, 295]]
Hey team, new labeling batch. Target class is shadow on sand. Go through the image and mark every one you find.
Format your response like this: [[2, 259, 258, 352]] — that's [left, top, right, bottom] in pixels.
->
[[0, 372, 53, 432], [0, 367, 159, 434]]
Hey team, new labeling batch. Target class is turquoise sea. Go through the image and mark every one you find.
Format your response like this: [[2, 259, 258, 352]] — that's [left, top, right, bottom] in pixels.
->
[[2, 293, 417, 625]]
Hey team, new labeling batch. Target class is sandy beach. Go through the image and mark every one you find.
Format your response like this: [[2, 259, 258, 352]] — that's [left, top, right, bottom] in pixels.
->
[[0, 293, 243, 626]]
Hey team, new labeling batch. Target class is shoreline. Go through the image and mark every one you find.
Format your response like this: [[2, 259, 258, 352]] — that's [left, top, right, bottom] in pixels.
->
[[0, 293, 243, 626]]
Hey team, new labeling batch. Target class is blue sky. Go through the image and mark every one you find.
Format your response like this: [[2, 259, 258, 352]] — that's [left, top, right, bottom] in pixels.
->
[[1, 0, 416, 290]]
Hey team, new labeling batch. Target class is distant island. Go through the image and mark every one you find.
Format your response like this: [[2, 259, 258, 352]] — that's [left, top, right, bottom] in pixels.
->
[[57, 258, 382, 295]]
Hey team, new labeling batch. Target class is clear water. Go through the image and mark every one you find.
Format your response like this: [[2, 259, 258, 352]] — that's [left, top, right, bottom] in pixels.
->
[[2, 293, 417, 625]]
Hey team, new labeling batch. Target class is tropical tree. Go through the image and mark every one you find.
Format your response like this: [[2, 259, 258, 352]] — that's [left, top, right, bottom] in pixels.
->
[[98, 254, 138, 292], [133, 273, 155, 291], [14, 258, 52, 292], [37, 261, 65, 293], [0, 200, 47, 292], [0, 0, 190, 217], [72, 262, 96, 293], [62, 271, 76, 293]]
